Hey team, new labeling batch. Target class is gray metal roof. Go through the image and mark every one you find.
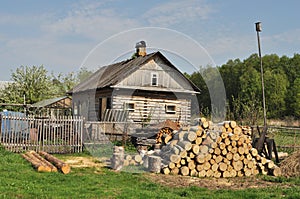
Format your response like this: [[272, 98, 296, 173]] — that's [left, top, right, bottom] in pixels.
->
[[31, 96, 71, 108], [70, 51, 200, 93]]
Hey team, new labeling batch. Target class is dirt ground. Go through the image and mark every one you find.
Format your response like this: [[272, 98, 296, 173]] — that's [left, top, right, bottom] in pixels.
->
[[64, 156, 296, 190], [145, 173, 293, 190], [64, 156, 108, 168]]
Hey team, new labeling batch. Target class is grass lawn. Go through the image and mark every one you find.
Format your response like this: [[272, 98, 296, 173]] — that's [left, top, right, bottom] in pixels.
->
[[0, 147, 299, 199]]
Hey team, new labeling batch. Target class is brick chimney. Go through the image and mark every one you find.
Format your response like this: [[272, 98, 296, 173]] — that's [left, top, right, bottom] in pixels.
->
[[135, 41, 146, 57]]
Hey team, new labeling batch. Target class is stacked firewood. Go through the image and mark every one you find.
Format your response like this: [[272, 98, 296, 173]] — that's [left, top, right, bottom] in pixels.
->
[[156, 127, 174, 144], [159, 118, 281, 177], [22, 151, 71, 174], [123, 154, 144, 166]]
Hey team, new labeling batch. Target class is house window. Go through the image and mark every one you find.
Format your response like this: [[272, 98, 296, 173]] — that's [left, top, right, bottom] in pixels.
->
[[151, 73, 158, 86], [165, 105, 176, 114], [124, 102, 135, 112]]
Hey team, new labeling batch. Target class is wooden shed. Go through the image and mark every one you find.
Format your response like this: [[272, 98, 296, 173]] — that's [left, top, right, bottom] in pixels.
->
[[69, 41, 200, 124], [30, 96, 72, 117]]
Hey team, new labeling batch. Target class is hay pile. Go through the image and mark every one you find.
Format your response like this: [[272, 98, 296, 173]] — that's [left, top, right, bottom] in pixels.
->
[[280, 150, 300, 177]]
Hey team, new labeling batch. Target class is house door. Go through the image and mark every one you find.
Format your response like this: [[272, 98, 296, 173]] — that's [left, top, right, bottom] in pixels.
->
[[98, 97, 111, 121]]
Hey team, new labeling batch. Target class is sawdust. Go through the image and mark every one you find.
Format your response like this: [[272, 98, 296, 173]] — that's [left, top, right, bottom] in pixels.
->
[[64, 157, 108, 168], [280, 150, 300, 177]]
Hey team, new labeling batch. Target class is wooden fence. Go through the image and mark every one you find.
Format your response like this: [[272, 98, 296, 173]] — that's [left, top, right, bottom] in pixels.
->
[[0, 114, 83, 153]]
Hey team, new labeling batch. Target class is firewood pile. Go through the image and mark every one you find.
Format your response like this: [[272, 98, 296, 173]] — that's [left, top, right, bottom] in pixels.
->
[[22, 151, 71, 174], [157, 118, 281, 178], [156, 119, 180, 144]]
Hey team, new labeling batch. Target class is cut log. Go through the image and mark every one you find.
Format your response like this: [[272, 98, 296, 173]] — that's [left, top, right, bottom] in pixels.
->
[[191, 144, 200, 155], [195, 154, 206, 164], [180, 166, 190, 176], [188, 160, 196, 170], [184, 131, 197, 142], [226, 152, 233, 161], [214, 155, 223, 164], [232, 160, 243, 171], [169, 162, 176, 169], [230, 121, 237, 129], [22, 153, 51, 172], [190, 169, 198, 177], [223, 170, 230, 178], [162, 167, 170, 175], [163, 134, 173, 144], [177, 141, 192, 151], [219, 162, 227, 172], [28, 151, 57, 172], [134, 154, 143, 163], [199, 145, 209, 155], [148, 156, 161, 173], [206, 169, 214, 177], [238, 146, 245, 155], [198, 170, 206, 177], [170, 167, 179, 175], [39, 151, 71, 174], [214, 171, 222, 178], [250, 148, 258, 157], [271, 166, 282, 177], [195, 137, 203, 145], [209, 131, 218, 140], [211, 163, 219, 172], [205, 153, 212, 162], [203, 161, 211, 171], [201, 121, 209, 129], [214, 148, 221, 155]]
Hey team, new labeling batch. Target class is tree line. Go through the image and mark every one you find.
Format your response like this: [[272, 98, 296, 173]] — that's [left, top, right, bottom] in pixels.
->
[[186, 53, 300, 124]]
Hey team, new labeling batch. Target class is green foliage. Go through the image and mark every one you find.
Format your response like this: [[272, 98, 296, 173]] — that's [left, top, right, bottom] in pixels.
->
[[1, 65, 51, 105], [289, 78, 300, 117], [0, 66, 93, 111], [187, 53, 300, 123]]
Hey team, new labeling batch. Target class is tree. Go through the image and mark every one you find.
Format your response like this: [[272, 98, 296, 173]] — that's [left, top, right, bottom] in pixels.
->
[[77, 67, 93, 83], [264, 69, 289, 118], [290, 78, 300, 118], [1, 65, 52, 105]]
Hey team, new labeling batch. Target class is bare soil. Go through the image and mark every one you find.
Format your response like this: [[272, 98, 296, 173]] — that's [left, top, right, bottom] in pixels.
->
[[145, 173, 293, 190]]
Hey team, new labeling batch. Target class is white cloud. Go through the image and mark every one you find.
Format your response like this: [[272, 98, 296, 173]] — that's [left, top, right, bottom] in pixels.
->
[[42, 1, 140, 40], [143, 0, 214, 27]]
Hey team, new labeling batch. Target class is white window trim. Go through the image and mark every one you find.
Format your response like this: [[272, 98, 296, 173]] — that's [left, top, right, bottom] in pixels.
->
[[165, 104, 176, 114], [124, 102, 135, 112]]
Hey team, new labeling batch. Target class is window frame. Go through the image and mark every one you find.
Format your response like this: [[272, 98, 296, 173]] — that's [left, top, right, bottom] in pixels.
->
[[124, 102, 135, 112], [151, 72, 158, 86], [165, 104, 176, 114]]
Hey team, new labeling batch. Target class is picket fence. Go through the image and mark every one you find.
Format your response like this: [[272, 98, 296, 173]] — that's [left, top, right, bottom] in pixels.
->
[[0, 114, 84, 153]]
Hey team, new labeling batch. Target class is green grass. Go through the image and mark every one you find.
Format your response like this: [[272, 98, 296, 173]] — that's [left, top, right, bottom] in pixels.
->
[[0, 146, 299, 199]]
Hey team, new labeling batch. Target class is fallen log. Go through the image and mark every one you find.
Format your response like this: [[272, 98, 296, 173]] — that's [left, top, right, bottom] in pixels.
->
[[39, 151, 71, 174], [29, 151, 58, 172], [22, 153, 51, 172]]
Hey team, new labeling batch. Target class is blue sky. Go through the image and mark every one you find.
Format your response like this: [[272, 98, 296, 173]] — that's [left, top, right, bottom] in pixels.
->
[[1, 0, 300, 80]]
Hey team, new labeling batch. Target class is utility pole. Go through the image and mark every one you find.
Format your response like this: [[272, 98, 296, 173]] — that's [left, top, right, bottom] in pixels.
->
[[255, 22, 267, 128]]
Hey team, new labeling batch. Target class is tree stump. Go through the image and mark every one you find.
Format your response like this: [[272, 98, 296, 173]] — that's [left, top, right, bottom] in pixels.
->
[[148, 156, 162, 173]]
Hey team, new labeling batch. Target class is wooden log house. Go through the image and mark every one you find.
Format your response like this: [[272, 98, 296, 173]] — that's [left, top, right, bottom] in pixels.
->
[[69, 41, 200, 124]]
